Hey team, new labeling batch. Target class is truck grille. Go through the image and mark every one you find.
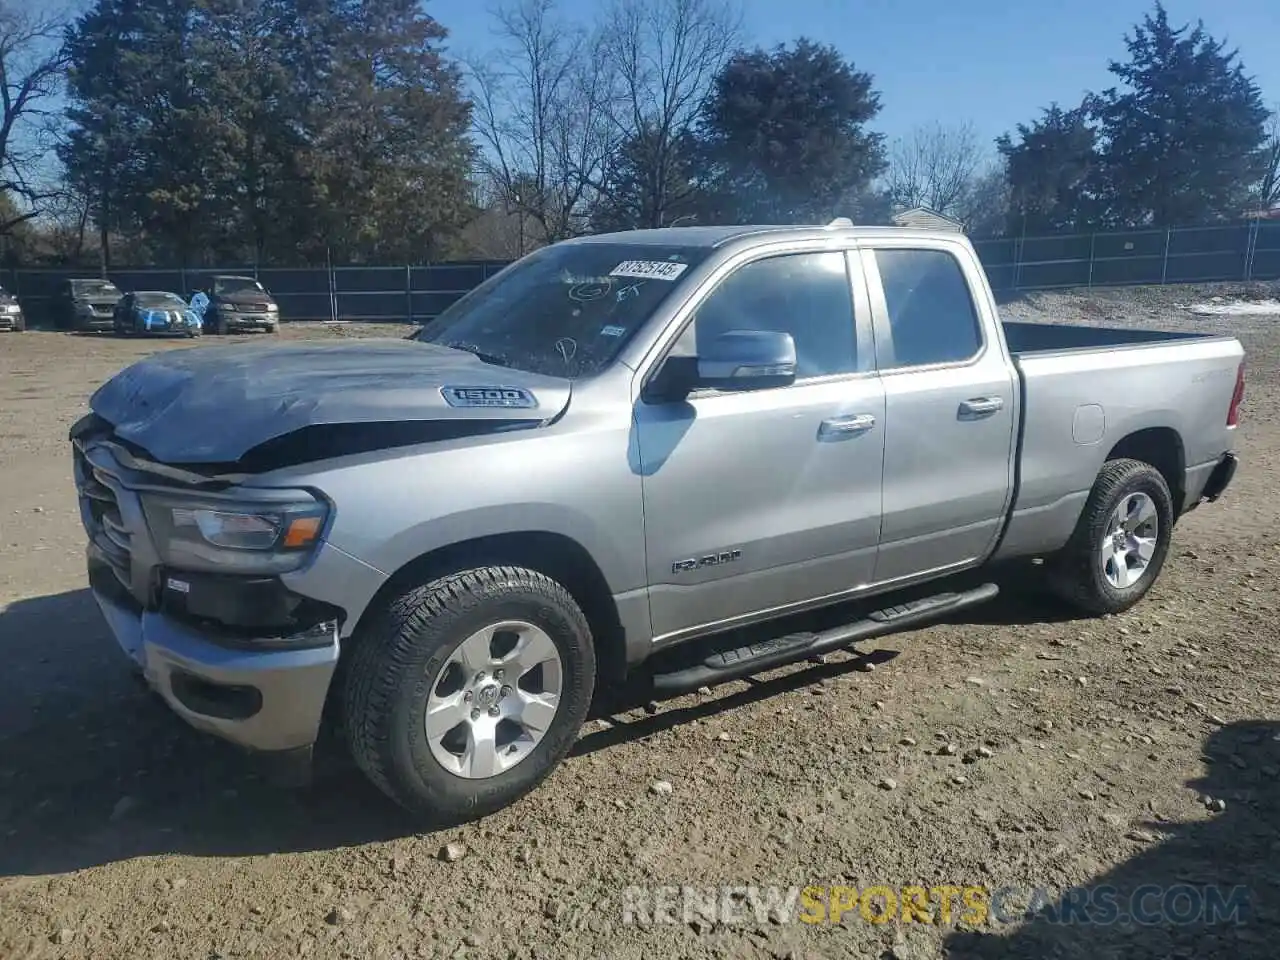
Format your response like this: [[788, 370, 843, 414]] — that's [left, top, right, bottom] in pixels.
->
[[75, 446, 133, 588]]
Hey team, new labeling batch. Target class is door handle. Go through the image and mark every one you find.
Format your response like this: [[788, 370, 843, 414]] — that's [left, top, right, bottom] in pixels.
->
[[819, 413, 876, 438], [958, 396, 1005, 418]]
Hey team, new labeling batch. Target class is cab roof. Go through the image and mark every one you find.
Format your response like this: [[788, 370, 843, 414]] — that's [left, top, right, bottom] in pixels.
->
[[566, 223, 964, 249]]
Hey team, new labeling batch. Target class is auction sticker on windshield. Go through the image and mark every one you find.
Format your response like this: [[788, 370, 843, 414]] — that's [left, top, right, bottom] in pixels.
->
[[609, 260, 690, 281]]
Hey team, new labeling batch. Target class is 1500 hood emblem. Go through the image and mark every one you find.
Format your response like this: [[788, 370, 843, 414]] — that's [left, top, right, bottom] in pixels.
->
[[441, 386, 538, 409]]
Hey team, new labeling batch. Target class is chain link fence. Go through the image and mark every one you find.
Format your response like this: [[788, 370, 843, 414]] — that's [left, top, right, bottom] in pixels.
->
[[973, 221, 1280, 292], [6, 222, 1279, 326]]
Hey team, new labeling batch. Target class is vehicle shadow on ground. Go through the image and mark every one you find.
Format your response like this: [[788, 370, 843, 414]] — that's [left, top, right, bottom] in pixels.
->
[[0, 587, 418, 878], [944, 719, 1280, 960], [0, 575, 1095, 877]]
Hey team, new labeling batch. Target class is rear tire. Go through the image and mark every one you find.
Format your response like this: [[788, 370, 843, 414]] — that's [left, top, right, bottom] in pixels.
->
[[343, 566, 595, 823], [1047, 458, 1174, 615]]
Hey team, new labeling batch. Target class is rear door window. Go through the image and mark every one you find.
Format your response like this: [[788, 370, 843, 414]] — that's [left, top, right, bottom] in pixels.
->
[[873, 249, 982, 369]]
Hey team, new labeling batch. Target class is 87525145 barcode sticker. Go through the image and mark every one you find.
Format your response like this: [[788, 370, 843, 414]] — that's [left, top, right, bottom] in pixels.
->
[[608, 260, 689, 281]]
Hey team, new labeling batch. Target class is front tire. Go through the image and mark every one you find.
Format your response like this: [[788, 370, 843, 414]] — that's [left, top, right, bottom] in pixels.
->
[[1047, 458, 1174, 615], [343, 566, 595, 822]]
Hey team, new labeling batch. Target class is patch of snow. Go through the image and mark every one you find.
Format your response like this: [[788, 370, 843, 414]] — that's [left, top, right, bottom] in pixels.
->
[[1187, 300, 1280, 317]]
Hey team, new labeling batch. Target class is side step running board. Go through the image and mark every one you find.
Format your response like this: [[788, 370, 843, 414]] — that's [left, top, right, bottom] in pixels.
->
[[651, 582, 999, 695]]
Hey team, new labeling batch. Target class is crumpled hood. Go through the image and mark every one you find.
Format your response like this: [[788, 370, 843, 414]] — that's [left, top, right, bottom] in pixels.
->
[[89, 338, 571, 464]]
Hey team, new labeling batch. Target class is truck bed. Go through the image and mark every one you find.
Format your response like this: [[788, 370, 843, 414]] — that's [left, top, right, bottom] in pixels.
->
[[1001, 319, 1213, 355], [993, 319, 1244, 564]]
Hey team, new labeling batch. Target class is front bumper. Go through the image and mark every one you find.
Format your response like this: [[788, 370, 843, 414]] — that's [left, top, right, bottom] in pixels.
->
[[0, 310, 23, 330], [76, 312, 115, 330], [223, 312, 277, 329], [74, 436, 356, 759], [92, 572, 339, 753]]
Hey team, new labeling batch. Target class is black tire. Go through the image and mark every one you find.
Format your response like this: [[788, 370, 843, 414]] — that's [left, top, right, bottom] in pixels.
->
[[1047, 458, 1174, 615], [343, 566, 596, 822]]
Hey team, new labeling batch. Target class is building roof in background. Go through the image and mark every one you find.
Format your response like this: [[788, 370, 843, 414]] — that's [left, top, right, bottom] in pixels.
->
[[891, 206, 966, 231]]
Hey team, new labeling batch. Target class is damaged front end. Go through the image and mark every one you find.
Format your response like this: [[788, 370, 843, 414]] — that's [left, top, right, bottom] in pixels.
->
[[86, 337, 571, 466], [70, 414, 353, 771], [69, 338, 572, 770]]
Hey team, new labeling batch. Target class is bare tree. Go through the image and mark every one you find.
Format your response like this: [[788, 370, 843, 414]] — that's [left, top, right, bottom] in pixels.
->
[[469, 0, 616, 244], [957, 163, 1011, 236], [887, 121, 984, 219], [458, 174, 532, 259], [39, 179, 95, 263], [0, 2, 71, 234], [597, 0, 740, 228]]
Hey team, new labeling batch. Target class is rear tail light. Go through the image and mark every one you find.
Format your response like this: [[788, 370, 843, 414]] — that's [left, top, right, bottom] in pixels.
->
[[1227, 362, 1245, 427]]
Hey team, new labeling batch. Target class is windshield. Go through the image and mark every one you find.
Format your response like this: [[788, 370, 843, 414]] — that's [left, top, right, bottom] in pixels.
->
[[215, 277, 266, 295], [136, 292, 188, 308], [72, 280, 119, 296], [415, 242, 711, 378]]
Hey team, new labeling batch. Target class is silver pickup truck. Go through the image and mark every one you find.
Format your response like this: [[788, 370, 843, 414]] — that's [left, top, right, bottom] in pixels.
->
[[71, 224, 1245, 821]]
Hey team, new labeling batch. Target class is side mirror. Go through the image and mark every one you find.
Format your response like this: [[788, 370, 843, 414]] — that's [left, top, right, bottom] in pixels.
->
[[643, 328, 797, 403], [696, 329, 797, 391]]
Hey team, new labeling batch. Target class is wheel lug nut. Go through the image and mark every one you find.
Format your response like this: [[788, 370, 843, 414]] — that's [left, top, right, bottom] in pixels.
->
[[464, 691, 473, 702], [488, 706, 500, 717], [470, 709, 480, 720], [494, 670, 503, 681], [500, 685, 512, 700], [475, 671, 486, 682]]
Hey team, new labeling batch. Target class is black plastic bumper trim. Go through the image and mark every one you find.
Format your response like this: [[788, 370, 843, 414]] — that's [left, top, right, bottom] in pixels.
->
[[169, 670, 264, 721], [1201, 452, 1238, 503]]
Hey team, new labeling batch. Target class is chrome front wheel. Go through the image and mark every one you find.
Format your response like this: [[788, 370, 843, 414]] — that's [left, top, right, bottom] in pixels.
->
[[425, 620, 564, 779], [343, 566, 595, 822]]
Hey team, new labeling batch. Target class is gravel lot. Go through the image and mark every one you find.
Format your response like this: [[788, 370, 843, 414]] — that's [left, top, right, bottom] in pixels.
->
[[1, 290, 1278, 960]]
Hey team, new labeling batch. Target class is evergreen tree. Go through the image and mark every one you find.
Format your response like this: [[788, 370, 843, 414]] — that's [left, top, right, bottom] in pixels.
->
[[695, 39, 885, 224], [997, 102, 1099, 234], [1093, 2, 1270, 226]]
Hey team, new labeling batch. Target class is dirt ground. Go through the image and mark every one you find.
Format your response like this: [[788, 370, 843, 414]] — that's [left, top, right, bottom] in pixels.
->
[[1, 294, 1278, 960]]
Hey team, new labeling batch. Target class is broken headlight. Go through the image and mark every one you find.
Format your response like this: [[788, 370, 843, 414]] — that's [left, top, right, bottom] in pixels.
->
[[141, 489, 330, 574]]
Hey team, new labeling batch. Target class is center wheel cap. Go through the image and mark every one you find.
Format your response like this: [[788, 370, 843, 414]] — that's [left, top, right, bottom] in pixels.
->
[[474, 683, 501, 710]]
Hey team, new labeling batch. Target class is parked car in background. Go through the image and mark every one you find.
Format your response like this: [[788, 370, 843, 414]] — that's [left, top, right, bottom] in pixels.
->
[[58, 278, 123, 332], [112, 291, 203, 337], [203, 275, 279, 334], [0, 284, 24, 331]]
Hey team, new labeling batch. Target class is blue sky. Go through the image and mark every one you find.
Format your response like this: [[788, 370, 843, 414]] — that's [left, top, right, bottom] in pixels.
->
[[428, 0, 1280, 156]]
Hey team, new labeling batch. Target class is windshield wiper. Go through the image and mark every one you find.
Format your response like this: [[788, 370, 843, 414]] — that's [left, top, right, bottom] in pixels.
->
[[440, 341, 512, 368]]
